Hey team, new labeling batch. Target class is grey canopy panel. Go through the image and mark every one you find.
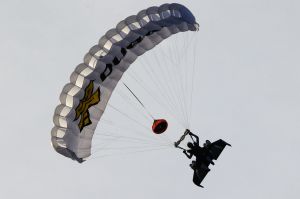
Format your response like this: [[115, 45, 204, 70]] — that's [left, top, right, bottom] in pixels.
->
[[51, 3, 199, 163]]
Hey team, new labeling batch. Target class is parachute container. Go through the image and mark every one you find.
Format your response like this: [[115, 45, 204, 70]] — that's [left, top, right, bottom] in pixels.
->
[[152, 119, 168, 134]]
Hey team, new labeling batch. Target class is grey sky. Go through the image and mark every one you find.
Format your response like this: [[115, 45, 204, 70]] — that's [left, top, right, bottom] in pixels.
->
[[0, 0, 299, 198]]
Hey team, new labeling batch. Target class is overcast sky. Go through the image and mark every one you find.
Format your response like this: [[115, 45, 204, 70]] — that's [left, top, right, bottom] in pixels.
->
[[0, 0, 300, 198]]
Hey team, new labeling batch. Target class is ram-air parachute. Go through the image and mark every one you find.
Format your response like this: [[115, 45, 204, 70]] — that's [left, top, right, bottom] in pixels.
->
[[51, 3, 199, 163]]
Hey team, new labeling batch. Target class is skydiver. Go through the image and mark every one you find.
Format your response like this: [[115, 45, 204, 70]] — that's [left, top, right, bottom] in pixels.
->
[[175, 129, 231, 187], [182, 132, 214, 172]]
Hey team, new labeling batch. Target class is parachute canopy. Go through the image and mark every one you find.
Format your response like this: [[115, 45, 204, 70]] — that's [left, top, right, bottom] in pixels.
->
[[51, 3, 199, 163]]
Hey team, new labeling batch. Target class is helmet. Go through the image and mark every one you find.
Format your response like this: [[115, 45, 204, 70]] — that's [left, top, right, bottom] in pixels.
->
[[187, 142, 193, 148]]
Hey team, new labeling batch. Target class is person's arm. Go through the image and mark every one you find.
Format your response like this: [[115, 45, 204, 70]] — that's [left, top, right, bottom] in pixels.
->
[[189, 132, 199, 145], [183, 150, 193, 159]]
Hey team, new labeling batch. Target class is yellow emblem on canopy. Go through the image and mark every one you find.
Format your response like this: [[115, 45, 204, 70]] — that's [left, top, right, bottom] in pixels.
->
[[74, 81, 100, 132]]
